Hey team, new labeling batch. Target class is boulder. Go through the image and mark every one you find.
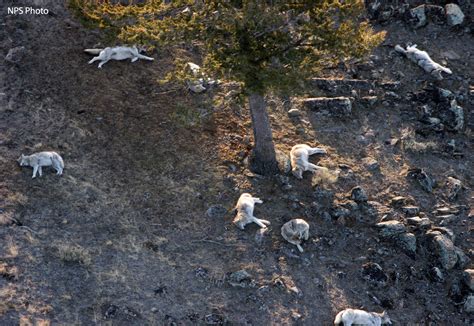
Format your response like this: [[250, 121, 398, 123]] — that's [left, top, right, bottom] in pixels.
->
[[376, 220, 406, 238], [350, 186, 368, 203], [396, 232, 417, 255], [445, 4, 465, 26], [228, 270, 256, 288], [464, 294, 474, 313], [463, 269, 474, 291], [430, 233, 458, 270]]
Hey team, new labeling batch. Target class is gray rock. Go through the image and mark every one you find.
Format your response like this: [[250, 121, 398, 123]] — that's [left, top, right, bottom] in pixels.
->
[[402, 206, 420, 216], [390, 196, 409, 207], [407, 168, 435, 193], [463, 269, 474, 291], [446, 177, 462, 201], [5, 46, 26, 63], [429, 267, 444, 282], [376, 220, 406, 237], [449, 100, 464, 131], [275, 150, 292, 174], [406, 216, 432, 229], [361, 262, 388, 287], [228, 270, 256, 288], [303, 97, 352, 116], [287, 108, 301, 118], [410, 5, 427, 28], [430, 233, 458, 270], [396, 232, 417, 254], [205, 205, 227, 218], [464, 294, 474, 313], [351, 186, 368, 203], [361, 96, 378, 106], [454, 247, 470, 268], [445, 4, 465, 26], [362, 157, 380, 171]]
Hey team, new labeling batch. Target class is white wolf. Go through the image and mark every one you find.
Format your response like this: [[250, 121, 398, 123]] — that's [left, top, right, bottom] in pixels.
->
[[334, 309, 391, 326], [84, 46, 154, 68], [18, 151, 64, 178], [290, 144, 327, 179], [233, 193, 270, 230], [281, 219, 309, 252], [395, 44, 452, 80]]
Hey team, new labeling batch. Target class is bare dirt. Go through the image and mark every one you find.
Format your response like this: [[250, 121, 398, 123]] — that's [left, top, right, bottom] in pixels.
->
[[0, 1, 473, 325]]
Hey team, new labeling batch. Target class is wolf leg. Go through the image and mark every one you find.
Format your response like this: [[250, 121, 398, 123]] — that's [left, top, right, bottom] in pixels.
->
[[296, 244, 304, 252], [38, 166, 42, 177], [252, 217, 268, 228], [32, 166, 38, 178], [253, 198, 263, 204], [88, 56, 100, 64], [259, 219, 271, 226], [131, 57, 138, 63], [137, 54, 154, 61], [98, 59, 109, 68]]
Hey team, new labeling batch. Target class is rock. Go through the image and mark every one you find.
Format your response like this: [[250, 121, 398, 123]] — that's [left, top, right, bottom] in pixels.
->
[[350, 186, 368, 203], [228, 270, 256, 288], [310, 78, 371, 95], [275, 150, 291, 174], [361, 96, 378, 106], [205, 205, 227, 218], [376, 220, 406, 237], [362, 157, 379, 171], [448, 100, 464, 131], [410, 5, 427, 29], [446, 177, 462, 201], [312, 187, 334, 209], [402, 206, 420, 216], [407, 168, 435, 193], [429, 267, 444, 282], [429, 233, 458, 270], [390, 196, 409, 207], [454, 247, 470, 268], [361, 262, 388, 286], [463, 269, 474, 291], [465, 295, 474, 313], [396, 232, 417, 255], [441, 50, 461, 61], [5, 46, 26, 63], [406, 216, 432, 229], [445, 4, 465, 26], [303, 97, 352, 116], [287, 108, 301, 118]]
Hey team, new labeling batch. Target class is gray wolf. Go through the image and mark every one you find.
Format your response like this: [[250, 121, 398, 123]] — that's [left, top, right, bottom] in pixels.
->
[[233, 193, 270, 229], [334, 309, 392, 326], [85, 46, 154, 68], [18, 151, 64, 178], [290, 144, 327, 179], [395, 44, 452, 80], [281, 219, 309, 252]]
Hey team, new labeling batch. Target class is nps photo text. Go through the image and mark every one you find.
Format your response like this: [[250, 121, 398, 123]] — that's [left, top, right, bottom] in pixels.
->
[[7, 7, 49, 15]]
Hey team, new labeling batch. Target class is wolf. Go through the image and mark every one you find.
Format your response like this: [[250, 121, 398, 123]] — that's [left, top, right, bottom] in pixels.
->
[[281, 219, 309, 252], [334, 309, 391, 326], [290, 144, 327, 179], [233, 193, 270, 230], [395, 44, 452, 80], [84, 46, 154, 68], [18, 151, 64, 178]]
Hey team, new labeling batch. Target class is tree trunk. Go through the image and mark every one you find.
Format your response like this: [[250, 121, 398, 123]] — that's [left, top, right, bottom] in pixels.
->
[[248, 92, 279, 175]]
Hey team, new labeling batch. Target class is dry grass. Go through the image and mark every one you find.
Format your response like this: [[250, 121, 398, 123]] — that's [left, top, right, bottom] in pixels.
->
[[52, 243, 92, 267]]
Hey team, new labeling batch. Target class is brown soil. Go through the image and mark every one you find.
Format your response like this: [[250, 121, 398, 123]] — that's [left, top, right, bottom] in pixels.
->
[[0, 1, 472, 325]]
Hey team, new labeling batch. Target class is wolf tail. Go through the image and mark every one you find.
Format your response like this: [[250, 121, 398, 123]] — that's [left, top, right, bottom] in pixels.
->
[[84, 49, 103, 55], [438, 66, 452, 74], [307, 147, 326, 155], [333, 311, 344, 325]]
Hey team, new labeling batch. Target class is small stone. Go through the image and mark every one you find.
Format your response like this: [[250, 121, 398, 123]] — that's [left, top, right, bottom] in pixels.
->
[[446, 177, 462, 201], [205, 205, 227, 219], [407, 168, 435, 193], [390, 196, 408, 207], [464, 295, 474, 313], [361, 96, 378, 106], [410, 5, 427, 29], [288, 108, 301, 118], [406, 216, 431, 229], [445, 4, 465, 26], [376, 220, 406, 237], [228, 270, 256, 288], [463, 269, 474, 291], [362, 157, 379, 171], [429, 267, 444, 282], [361, 262, 388, 286], [402, 206, 420, 216], [5, 46, 26, 63], [441, 50, 461, 61], [350, 186, 368, 203], [454, 247, 470, 269], [291, 311, 302, 320]]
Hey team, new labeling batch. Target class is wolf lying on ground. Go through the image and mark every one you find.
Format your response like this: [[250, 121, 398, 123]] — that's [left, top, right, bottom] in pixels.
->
[[281, 219, 309, 252], [290, 144, 327, 179], [84, 46, 154, 68], [334, 308, 392, 326], [18, 151, 64, 178], [233, 193, 270, 230], [395, 44, 452, 80]]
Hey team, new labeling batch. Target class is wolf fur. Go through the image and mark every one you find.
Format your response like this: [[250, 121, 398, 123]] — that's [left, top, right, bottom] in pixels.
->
[[18, 151, 64, 178], [85, 46, 154, 68], [395, 44, 452, 80], [281, 219, 309, 252], [233, 193, 270, 230], [290, 144, 327, 179], [334, 309, 391, 326]]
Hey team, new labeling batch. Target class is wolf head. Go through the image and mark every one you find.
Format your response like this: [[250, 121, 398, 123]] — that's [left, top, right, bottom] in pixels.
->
[[17, 154, 27, 166], [380, 311, 392, 324]]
